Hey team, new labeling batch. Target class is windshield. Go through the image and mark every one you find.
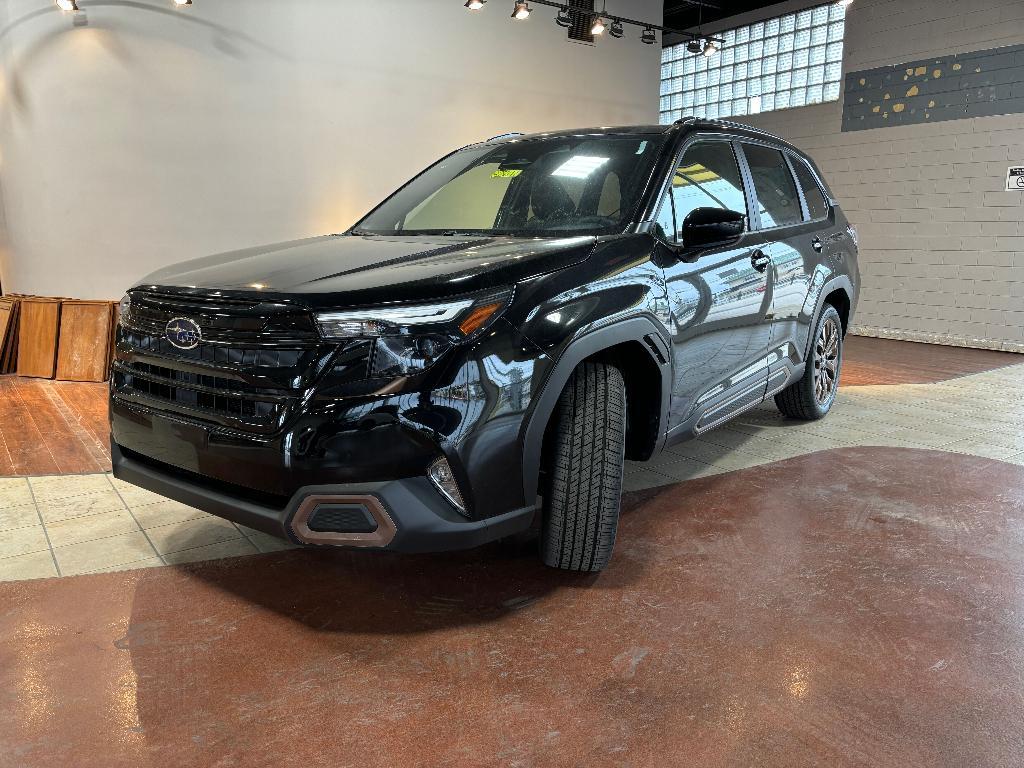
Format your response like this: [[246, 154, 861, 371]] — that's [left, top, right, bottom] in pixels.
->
[[354, 135, 667, 237]]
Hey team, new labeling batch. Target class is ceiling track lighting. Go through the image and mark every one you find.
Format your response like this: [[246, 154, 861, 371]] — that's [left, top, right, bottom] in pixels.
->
[[173, 0, 192, 5], [55, 0, 78, 10], [462, 0, 721, 52]]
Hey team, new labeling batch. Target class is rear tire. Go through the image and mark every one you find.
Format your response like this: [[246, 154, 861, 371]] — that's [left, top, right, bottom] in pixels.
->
[[775, 304, 843, 420], [540, 362, 626, 572]]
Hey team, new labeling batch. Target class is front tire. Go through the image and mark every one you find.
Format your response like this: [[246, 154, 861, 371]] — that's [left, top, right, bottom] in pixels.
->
[[540, 362, 626, 572], [775, 304, 843, 420]]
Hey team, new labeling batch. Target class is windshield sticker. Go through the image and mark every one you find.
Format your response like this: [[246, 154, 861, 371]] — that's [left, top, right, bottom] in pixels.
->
[[492, 168, 522, 178], [636, 140, 648, 154]]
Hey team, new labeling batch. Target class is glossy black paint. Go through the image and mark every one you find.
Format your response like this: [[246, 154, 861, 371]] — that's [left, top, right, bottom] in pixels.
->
[[110, 118, 859, 552]]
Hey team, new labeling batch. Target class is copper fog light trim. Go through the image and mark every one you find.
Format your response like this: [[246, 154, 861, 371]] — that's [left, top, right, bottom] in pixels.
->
[[289, 494, 397, 547]]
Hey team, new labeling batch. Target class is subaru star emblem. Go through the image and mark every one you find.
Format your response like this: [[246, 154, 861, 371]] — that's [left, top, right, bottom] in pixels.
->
[[165, 317, 202, 350]]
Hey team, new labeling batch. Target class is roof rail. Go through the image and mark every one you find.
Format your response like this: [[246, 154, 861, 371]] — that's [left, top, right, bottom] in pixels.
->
[[486, 132, 525, 142], [684, 116, 787, 142]]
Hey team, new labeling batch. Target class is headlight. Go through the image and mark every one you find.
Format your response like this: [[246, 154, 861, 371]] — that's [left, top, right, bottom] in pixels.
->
[[315, 291, 510, 377], [118, 293, 132, 327]]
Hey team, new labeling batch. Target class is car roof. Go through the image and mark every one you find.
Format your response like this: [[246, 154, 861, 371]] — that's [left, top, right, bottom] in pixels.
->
[[483, 117, 800, 154]]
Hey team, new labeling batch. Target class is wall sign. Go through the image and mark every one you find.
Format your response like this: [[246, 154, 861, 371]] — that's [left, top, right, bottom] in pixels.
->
[[1006, 167, 1024, 191], [842, 43, 1024, 132]]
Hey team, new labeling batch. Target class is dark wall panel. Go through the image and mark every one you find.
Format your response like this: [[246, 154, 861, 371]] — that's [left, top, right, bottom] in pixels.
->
[[842, 43, 1024, 131]]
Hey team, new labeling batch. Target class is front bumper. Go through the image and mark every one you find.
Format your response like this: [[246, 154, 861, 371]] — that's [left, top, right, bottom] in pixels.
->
[[112, 442, 535, 552]]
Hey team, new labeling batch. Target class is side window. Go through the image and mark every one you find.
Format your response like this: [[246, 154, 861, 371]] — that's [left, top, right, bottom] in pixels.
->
[[740, 144, 802, 229], [668, 142, 747, 242], [792, 158, 829, 221]]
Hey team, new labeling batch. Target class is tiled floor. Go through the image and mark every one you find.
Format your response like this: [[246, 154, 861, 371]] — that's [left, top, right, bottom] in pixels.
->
[[0, 474, 293, 581], [0, 350, 1021, 580]]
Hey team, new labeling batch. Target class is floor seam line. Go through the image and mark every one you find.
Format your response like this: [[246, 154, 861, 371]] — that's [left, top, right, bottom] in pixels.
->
[[106, 475, 167, 566], [25, 478, 62, 577]]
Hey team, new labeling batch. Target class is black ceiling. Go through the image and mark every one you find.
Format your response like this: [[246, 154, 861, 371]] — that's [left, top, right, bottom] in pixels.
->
[[664, 1, 790, 32]]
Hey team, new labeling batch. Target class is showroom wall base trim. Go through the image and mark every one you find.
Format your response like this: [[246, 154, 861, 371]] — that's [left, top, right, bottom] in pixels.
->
[[851, 325, 1024, 355]]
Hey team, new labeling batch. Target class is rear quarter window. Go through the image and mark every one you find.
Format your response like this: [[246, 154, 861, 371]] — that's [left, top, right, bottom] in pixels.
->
[[792, 158, 830, 221]]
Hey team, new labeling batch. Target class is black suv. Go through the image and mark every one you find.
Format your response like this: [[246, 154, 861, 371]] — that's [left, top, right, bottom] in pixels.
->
[[111, 118, 858, 571]]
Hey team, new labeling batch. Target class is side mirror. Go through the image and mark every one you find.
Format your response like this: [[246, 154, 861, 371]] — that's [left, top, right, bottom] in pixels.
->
[[680, 207, 746, 249]]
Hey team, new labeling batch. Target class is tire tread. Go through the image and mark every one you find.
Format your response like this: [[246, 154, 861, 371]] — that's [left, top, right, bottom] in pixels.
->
[[541, 362, 625, 572]]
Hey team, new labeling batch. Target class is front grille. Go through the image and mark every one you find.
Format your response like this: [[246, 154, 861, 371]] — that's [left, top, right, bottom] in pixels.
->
[[128, 361, 261, 396], [122, 331, 304, 368], [126, 291, 317, 342], [114, 369, 279, 421], [114, 290, 329, 432]]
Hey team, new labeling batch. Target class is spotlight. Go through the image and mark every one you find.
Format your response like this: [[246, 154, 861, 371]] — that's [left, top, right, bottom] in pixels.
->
[[173, 0, 192, 5], [609, 18, 624, 38], [686, 39, 703, 54], [511, 1, 530, 19], [55, 0, 78, 10], [640, 26, 657, 44], [703, 39, 719, 57], [590, 15, 606, 35], [555, 6, 572, 27], [464, 0, 485, 9]]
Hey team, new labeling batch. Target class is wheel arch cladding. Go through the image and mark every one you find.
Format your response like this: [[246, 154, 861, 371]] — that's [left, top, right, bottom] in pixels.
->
[[519, 317, 672, 504], [823, 287, 851, 335], [804, 275, 853, 362]]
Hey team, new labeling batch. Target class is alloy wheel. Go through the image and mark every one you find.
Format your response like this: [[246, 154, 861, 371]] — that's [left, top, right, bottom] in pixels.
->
[[813, 316, 840, 405]]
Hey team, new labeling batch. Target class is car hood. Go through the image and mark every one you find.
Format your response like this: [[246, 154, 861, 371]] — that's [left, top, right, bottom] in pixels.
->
[[135, 233, 598, 308]]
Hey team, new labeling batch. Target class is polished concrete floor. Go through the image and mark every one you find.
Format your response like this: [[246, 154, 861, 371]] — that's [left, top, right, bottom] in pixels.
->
[[1, 337, 1023, 766]]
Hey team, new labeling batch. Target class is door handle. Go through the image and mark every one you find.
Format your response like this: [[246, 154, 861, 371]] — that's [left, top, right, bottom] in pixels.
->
[[811, 237, 824, 253], [751, 249, 771, 272]]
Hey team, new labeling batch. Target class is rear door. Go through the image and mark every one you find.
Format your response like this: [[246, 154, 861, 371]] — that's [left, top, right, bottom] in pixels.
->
[[656, 137, 775, 437], [734, 142, 820, 398]]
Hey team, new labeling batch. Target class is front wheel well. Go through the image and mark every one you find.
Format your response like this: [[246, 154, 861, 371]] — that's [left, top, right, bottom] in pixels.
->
[[580, 341, 663, 462]]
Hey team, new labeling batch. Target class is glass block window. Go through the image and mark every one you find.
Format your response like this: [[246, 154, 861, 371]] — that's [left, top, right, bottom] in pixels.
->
[[659, 2, 846, 124]]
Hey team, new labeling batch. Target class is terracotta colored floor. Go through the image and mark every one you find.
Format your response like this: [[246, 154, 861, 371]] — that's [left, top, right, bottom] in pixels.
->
[[0, 336, 1017, 476], [840, 335, 1018, 386], [2, 447, 1023, 767]]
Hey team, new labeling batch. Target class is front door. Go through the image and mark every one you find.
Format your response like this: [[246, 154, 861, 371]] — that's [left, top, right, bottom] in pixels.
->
[[656, 139, 775, 437]]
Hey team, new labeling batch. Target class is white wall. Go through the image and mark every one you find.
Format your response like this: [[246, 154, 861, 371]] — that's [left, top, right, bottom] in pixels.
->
[[0, 0, 662, 299], [729, 0, 1024, 352]]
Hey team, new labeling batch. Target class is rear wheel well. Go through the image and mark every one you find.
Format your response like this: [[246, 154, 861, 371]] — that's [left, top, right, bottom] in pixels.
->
[[823, 288, 850, 335]]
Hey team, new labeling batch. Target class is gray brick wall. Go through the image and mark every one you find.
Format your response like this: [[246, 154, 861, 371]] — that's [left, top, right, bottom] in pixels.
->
[[735, 0, 1024, 352]]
